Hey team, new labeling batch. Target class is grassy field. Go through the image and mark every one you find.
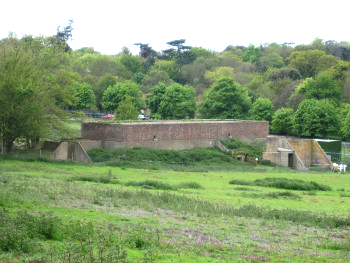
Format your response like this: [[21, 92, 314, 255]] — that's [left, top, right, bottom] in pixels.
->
[[0, 156, 350, 262]]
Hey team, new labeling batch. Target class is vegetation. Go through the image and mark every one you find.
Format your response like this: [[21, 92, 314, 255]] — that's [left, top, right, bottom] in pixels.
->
[[1, 158, 350, 262]]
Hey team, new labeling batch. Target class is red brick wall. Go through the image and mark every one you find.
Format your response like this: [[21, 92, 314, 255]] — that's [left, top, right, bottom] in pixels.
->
[[82, 121, 269, 142]]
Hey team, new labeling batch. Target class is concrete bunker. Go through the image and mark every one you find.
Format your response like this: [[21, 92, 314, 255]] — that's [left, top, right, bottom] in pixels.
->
[[52, 120, 269, 162], [263, 136, 333, 171]]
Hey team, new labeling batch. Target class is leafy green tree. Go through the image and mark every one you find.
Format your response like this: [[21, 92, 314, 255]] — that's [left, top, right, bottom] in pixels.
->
[[158, 83, 196, 119], [294, 99, 339, 137], [243, 44, 262, 63], [72, 82, 96, 110], [204, 67, 235, 83], [146, 83, 167, 115], [256, 53, 285, 72], [199, 77, 252, 119], [102, 81, 142, 112], [115, 96, 138, 120], [0, 34, 76, 152], [286, 50, 339, 78], [270, 108, 294, 135], [95, 73, 117, 111], [267, 68, 302, 81], [297, 73, 342, 104], [141, 71, 173, 93], [249, 98, 274, 122], [119, 54, 142, 73], [149, 60, 180, 81]]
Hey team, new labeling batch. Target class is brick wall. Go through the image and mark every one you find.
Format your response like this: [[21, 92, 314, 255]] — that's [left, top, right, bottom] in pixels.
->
[[82, 121, 269, 142]]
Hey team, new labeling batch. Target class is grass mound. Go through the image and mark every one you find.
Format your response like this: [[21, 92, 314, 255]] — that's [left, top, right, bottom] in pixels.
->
[[88, 147, 239, 166], [229, 177, 331, 191]]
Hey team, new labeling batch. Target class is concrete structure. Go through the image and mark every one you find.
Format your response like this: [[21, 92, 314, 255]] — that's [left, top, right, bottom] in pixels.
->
[[81, 120, 269, 142], [263, 136, 333, 171], [52, 120, 269, 162]]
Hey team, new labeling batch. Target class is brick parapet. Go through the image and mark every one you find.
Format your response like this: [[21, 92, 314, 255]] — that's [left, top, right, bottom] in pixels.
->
[[81, 120, 269, 142]]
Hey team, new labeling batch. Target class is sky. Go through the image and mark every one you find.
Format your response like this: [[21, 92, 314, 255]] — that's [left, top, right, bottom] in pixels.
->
[[1, 0, 348, 55]]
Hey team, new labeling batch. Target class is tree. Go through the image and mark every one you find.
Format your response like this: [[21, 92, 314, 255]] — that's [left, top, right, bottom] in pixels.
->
[[270, 108, 294, 135], [0, 34, 76, 152], [115, 96, 138, 120], [119, 54, 142, 73], [72, 82, 96, 110], [243, 44, 262, 63], [294, 99, 339, 137], [204, 67, 235, 83], [158, 83, 196, 119], [141, 71, 173, 93], [267, 68, 302, 81], [149, 60, 180, 81], [146, 83, 167, 115], [95, 73, 117, 111], [199, 77, 252, 119], [297, 73, 342, 104], [286, 50, 339, 78], [249, 98, 274, 122], [102, 81, 142, 112]]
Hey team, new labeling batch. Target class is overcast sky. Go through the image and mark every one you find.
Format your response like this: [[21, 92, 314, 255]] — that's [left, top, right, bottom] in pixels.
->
[[1, 0, 348, 55]]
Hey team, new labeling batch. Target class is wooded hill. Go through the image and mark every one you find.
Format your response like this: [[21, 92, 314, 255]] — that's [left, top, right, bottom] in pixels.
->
[[1, 21, 350, 152]]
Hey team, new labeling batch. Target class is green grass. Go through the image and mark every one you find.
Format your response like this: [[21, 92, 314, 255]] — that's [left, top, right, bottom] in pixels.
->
[[1, 158, 350, 262]]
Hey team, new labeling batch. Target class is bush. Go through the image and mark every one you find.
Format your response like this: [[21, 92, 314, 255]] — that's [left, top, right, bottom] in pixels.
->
[[229, 177, 331, 191], [124, 180, 175, 190]]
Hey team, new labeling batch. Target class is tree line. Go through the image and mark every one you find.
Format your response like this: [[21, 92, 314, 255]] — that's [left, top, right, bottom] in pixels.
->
[[1, 21, 350, 152]]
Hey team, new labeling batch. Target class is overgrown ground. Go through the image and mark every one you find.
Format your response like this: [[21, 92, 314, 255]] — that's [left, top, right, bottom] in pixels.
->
[[0, 153, 350, 262]]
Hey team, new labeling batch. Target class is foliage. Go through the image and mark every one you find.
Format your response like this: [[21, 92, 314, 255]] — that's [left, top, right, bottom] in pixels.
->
[[149, 60, 180, 81], [219, 138, 264, 158], [102, 81, 142, 112], [297, 72, 342, 104], [146, 83, 167, 115], [204, 66, 235, 83], [199, 77, 252, 119], [341, 109, 350, 139], [141, 71, 173, 93], [249, 97, 275, 122], [157, 83, 196, 119], [72, 82, 96, 110], [0, 34, 75, 152], [114, 96, 139, 120], [242, 44, 262, 63], [294, 99, 339, 137], [229, 177, 332, 191], [88, 147, 236, 165], [267, 68, 302, 81], [286, 50, 339, 78], [271, 108, 294, 135], [119, 54, 142, 73]]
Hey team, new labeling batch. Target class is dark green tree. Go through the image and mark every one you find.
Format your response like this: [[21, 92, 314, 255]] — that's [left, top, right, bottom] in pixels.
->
[[297, 72, 342, 104], [249, 98, 275, 122], [115, 96, 138, 120], [158, 83, 196, 119], [72, 82, 96, 110], [146, 83, 167, 115], [199, 77, 252, 119], [95, 73, 117, 111], [102, 81, 142, 112], [242, 44, 262, 63], [270, 108, 294, 135], [294, 99, 339, 137]]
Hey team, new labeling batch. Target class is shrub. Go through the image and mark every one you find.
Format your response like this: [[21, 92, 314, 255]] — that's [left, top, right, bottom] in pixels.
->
[[229, 177, 331, 191]]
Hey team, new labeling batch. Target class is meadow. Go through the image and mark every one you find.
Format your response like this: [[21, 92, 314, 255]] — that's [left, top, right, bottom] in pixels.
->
[[0, 151, 350, 262]]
